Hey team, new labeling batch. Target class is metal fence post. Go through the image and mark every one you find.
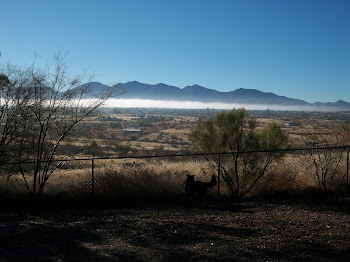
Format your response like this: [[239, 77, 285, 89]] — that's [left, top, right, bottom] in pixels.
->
[[91, 158, 95, 201], [217, 154, 221, 197]]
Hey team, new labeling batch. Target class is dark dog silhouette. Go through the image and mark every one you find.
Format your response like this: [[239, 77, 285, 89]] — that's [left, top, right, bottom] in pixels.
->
[[184, 174, 216, 205]]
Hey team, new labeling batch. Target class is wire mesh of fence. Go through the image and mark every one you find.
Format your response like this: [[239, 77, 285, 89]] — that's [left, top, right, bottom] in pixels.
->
[[0, 160, 93, 202], [44, 160, 93, 201], [92, 155, 215, 203], [0, 146, 349, 203]]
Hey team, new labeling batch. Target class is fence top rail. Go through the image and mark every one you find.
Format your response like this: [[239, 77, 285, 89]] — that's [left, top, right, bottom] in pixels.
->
[[1, 145, 349, 166]]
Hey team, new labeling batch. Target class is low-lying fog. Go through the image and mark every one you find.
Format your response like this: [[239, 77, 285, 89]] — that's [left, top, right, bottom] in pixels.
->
[[101, 98, 341, 112]]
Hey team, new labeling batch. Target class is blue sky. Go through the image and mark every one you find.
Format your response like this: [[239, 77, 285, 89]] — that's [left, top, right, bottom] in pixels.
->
[[1, 0, 349, 103]]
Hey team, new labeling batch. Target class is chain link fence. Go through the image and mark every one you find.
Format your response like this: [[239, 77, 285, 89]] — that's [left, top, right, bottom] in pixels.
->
[[0, 146, 349, 203]]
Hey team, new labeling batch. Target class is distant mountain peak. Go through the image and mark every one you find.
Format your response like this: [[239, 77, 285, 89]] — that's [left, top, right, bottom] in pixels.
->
[[233, 88, 261, 93], [336, 99, 348, 104], [333, 99, 350, 107], [155, 82, 175, 87], [183, 84, 204, 89], [127, 80, 142, 85], [189, 84, 204, 88], [183, 84, 218, 92]]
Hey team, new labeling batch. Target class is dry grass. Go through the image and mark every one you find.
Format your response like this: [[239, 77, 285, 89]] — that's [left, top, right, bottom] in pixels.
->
[[0, 158, 218, 205], [1, 151, 347, 207], [92, 158, 217, 204], [250, 152, 348, 200]]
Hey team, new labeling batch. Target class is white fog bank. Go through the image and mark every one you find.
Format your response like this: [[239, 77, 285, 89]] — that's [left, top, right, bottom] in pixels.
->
[[100, 98, 344, 112]]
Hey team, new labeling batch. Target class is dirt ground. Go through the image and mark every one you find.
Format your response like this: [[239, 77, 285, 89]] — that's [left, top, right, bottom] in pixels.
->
[[0, 199, 350, 262]]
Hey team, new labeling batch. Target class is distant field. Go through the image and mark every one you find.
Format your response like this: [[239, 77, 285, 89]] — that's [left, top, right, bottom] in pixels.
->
[[57, 108, 350, 158]]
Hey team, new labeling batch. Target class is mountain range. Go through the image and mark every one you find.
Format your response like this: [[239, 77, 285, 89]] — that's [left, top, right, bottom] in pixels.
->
[[81, 81, 350, 111]]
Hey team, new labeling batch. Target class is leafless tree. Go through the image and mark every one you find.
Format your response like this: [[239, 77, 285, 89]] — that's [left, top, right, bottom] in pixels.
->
[[1, 53, 122, 198], [300, 120, 347, 193], [0, 65, 32, 167]]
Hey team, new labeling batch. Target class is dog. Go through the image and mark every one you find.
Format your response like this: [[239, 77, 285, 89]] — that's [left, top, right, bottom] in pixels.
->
[[184, 174, 216, 205]]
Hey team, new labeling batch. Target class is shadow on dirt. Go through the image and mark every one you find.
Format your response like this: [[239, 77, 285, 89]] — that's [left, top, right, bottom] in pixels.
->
[[0, 198, 349, 261], [0, 217, 104, 261]]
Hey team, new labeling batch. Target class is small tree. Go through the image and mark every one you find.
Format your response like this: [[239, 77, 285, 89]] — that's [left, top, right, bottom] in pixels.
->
[[190, 108, 288, 199], [86, 140, 103, 157]]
